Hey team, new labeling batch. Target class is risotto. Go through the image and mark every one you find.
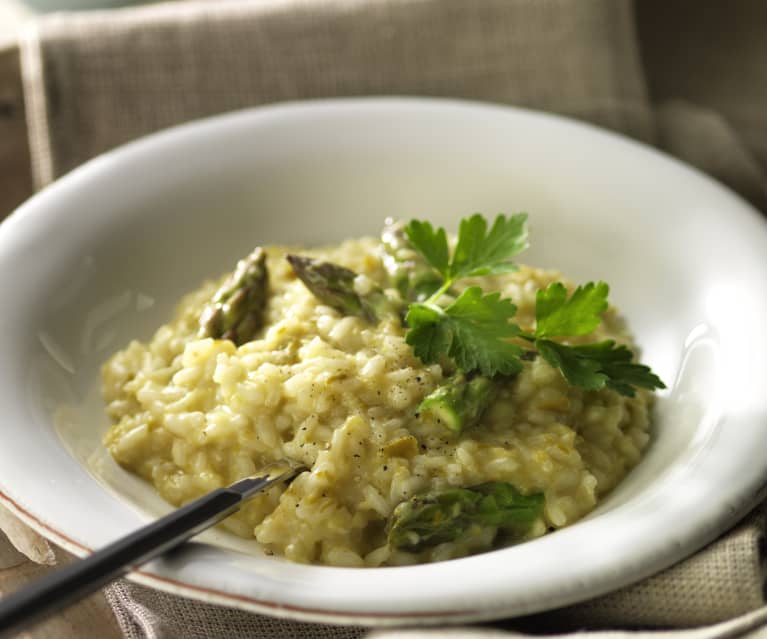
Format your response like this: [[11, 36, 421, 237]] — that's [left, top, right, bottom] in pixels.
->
[[102, 217, 656, 567]]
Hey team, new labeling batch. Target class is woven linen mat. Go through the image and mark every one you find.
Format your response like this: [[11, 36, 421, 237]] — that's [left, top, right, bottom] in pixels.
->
[[3, 0, 767, 637]]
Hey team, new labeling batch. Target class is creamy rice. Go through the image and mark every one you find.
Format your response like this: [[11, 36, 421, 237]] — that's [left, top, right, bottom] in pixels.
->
[[102, 237, 652, 566]]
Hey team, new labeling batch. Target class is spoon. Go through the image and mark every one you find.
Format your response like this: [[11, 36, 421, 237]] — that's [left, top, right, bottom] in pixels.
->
[[0, 460, 306, 638]]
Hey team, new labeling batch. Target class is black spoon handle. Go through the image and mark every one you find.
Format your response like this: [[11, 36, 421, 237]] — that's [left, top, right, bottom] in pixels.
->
[[0, 466, 302, 638]]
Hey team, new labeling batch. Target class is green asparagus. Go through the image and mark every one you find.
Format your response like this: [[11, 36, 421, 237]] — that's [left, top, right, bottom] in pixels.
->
[[387, 482, 544, 552], [381, 218, 443, 301], [286, 254, 398, 323], [417, 374, 500, 433], [198, 247, 269, 345]]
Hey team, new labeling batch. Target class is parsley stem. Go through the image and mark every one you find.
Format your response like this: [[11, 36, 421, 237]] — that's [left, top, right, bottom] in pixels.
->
[[424, 279, 455, 306]]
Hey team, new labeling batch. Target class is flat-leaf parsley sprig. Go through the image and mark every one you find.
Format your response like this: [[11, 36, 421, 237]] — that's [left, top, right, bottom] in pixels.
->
[[519, 281, 664, 397], [403, 214, 665, 398], [404, 214, 528, 377]]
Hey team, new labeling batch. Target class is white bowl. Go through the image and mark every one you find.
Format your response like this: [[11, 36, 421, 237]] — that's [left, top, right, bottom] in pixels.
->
[[1, 98, 767, 625]]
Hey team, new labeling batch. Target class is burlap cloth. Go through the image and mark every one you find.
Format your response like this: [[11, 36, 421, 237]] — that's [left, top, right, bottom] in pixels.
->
[[2, 0, 767, 637]]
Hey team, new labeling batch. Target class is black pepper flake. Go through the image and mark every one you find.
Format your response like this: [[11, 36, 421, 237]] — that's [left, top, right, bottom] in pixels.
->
[[383, 465, 388, 471]]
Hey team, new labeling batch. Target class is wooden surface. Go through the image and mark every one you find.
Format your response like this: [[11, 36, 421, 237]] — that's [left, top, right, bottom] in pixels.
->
[[0, 41, 33, 220], [1, 503, 122, 638]]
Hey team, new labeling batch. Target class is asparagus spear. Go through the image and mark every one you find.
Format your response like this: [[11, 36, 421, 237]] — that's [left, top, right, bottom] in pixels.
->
[[417, 374, 500, 433], [381, 218, 443, 301], [387, 482, 544, 552], [286, 254, 398, 323], [198, 247, 269, 345]]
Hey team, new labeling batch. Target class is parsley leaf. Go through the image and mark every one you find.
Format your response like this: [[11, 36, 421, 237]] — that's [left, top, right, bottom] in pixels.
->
[[535, 281, 609, 338], [403, 220, 450, 277], [450, 213, 529, 279], [529, 282, 665, 395], [536, 339, 666, 397], [405, 287, 523, 377], [405, 213, 529, 286], [404, 303, 453, 365]]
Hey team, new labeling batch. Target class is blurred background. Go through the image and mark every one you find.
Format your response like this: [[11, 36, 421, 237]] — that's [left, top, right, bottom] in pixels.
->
[[1, 0, 764, 220], [1, 0, 145, 37]]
